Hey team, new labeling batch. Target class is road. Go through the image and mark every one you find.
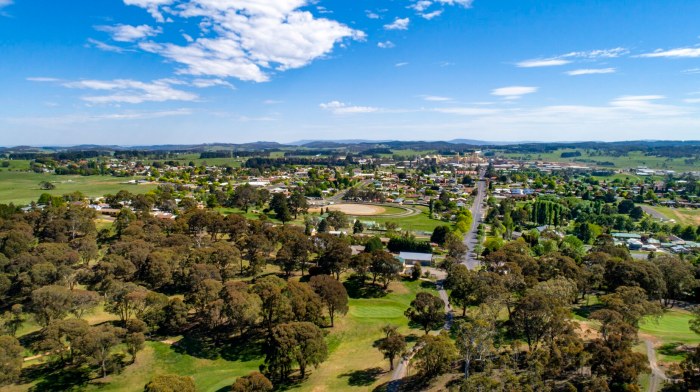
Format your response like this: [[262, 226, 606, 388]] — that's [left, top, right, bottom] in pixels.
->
[[463, 169, 487, 270], [644, 338, 668, 392], [388, 277, 453, 392], [641, 205, 669, 221]]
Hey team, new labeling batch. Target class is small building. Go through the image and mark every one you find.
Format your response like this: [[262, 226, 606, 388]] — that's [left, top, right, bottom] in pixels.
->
[[397, 252, 433, 266]]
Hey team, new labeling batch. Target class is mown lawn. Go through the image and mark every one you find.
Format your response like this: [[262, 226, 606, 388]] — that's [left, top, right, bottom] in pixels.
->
[[366, 206, 445, 235], [0, 171, 156, 205], [640, 309, 700, 362]]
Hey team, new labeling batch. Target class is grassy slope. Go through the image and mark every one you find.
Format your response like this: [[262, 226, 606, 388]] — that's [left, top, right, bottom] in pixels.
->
[[0, 171, 157, 205], [640, 309, 700, 362], [645, 205, 700, 226]]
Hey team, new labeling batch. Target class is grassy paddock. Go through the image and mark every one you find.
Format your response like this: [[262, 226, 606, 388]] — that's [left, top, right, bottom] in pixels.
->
[[646, 206, 700, 226], [0, 171, 156, 205]]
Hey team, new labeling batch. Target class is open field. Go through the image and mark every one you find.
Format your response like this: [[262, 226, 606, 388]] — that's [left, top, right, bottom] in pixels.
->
[[363, 206, 444, 234], [646, 205, 700, 226], [311, 203, 389, 216], [0, 171, 157, 205], [501, 149, 700, 172], [640, 309, 700, 363]]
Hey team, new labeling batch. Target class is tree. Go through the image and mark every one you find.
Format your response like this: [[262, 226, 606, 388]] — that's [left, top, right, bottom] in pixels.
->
[[309, 275, 349, 327], [162, 298, 189, 334], [221, 282, 261, 335], [510, 291, 567, 351], [405, 292, 445, 334], [431, 225, 451, 245], [317, 235, 351, 279], [411, 262, 422, 280], [454, 308, 496, 378], [414, 331, 457, 377], [31, 285, 73, 327], [353, 220, 364, 234], [369, 250, 402, 289], [231, 184, 259, 213], [377, 330, 406, 371], [270, 193, 292, 224], [0, 335, 22, 386], [125, 330, 145, 363], [232, 371, 273, 392], [74, 324, 124, 378], [599, 286, 662, 328], [265, 322, 328, 380], [39, 181, 56, 190], [288, 191, 309, 219], [253, 276, 292, 332], [68, 289, 100, 319], [655, 254, 698, 307], [325, 210, 349, 230], [286, 281, 324, 326], [144, 374, 196, 392]]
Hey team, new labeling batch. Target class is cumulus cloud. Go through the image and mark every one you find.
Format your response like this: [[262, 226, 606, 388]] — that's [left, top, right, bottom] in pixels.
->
[[62, 79, 198, 104], [384, 17, 410, 30], [320, 101, 378, 114], [377, 41, 395, 49], [96, 24, 162, 42], [365, 10, 380, 19], [639, 47, 700, 58], [120, 0, 365, 83], [491, 86, 538, 100], [566, 68, 616, 76]]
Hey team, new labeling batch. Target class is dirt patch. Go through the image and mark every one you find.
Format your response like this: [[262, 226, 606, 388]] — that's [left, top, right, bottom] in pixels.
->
[[577, 321, 600, 340], [310, 204, 387, 216]]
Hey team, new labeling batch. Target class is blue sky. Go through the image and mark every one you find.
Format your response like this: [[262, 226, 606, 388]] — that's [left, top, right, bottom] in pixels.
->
[[2, 0, 700, 145]]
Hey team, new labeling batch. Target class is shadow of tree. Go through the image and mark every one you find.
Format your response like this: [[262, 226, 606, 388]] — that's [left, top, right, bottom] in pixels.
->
[[338, 367, 385, 386], [572, 303, 604, 319], [344, 276, 388, 299], [372, 374, 431, 392], [419, 281, 437, 290], [171, 329, 265, 362], [658, 342, 688, 357], [20, 362, 92, 392]]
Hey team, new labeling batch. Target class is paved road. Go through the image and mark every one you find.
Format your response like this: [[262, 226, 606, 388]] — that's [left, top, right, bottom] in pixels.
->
[[641, 205, 670, 222], [463, 170, 487, 270]]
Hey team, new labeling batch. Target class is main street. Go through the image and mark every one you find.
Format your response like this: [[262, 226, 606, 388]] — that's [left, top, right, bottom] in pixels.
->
[[463, 169, 487, 270]]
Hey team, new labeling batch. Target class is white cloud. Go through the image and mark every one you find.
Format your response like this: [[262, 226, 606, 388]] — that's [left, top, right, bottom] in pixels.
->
[[683, 68, 700, 74], [420, 10, 443, 19], [395, 62, 409, 67], [87, 38, 129, 53], [377, 41, 395, 49], [123, 0, 173, 22], [0, 0, 12, 8], [410, 1, 433, 12], [96, 24, 162, 42], [62, 79, 198, 104], [517, 58, 571, 68], [518, 47, 628, 68], [6, 109, 192, 127], [566, 68, 616, 76], [684, 98, 700, 104], [435, 0, 473, 6], [491, 86, 538, 100], [422, 95, 451, 101], [191, 78, 235, 89], [123, 0, 365, 83], [365, 10, 380, 19], [320, 101, 378, 114], [640, 47, 700, 58], [384, 17, 410, 30], [27, 77, 61, 82], [433, 107, 501, 115], [263, 99, 283, 104]]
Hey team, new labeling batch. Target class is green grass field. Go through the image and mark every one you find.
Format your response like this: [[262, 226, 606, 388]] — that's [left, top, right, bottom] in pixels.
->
[[500, 149, 700, 172], [0, 171, 157, 205], [11, 279, 429, 392], [645, 206, 700, 226], [640, 309, 700, 363], [364, 206, 444, 234]]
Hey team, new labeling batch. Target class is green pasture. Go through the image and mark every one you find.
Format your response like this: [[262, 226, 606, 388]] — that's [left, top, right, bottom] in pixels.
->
[[645, 205, 700, 226], [0, 171, 157, 205], [500, 149, 700, 172]]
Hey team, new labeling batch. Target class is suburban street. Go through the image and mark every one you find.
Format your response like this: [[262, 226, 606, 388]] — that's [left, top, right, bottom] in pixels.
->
[[463, 169, 487, 270]]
